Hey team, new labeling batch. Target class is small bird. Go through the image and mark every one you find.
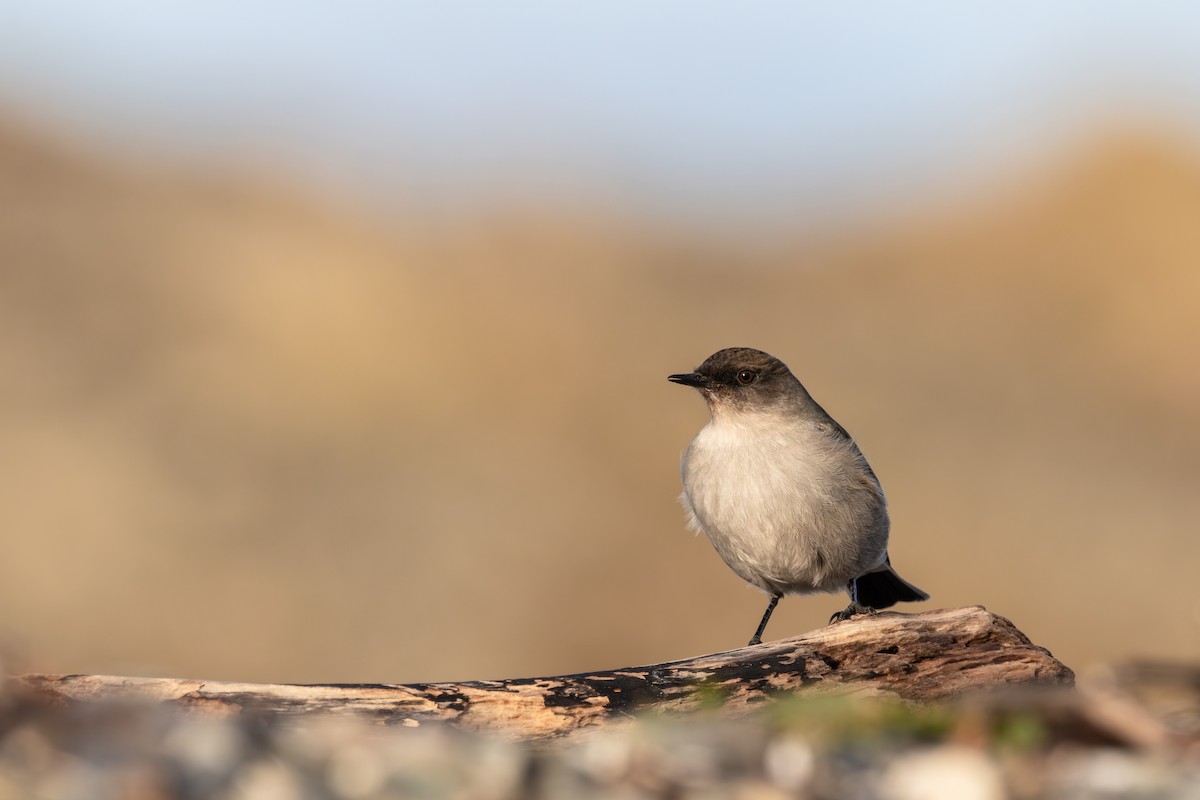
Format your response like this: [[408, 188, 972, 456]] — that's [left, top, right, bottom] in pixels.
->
[[669, 347, 928, 646]]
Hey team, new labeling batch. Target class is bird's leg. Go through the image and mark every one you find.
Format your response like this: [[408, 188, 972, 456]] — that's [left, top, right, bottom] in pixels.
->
[[828, 577, 877, 624], [747, 593, 782, 646]]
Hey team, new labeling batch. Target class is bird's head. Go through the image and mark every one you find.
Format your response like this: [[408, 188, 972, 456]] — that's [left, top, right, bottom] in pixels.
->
[[668, 347, 802, 414]]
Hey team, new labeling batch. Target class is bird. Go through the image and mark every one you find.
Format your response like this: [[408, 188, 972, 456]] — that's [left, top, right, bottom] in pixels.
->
[[668, 347, 928, 646]]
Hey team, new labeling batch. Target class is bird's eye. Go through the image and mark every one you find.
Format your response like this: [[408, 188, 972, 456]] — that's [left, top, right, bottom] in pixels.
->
[[736, 370, 757, 385]]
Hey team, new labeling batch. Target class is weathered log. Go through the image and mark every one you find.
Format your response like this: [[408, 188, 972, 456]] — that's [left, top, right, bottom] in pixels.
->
[[17, 606, 1071, 741]]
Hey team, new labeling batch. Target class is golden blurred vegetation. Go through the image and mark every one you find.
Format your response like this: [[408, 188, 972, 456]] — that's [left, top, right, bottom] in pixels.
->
[[0, 116, 1197, 684]]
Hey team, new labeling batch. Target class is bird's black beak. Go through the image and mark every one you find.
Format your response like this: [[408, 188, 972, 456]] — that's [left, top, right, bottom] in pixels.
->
[[668, 372, 709, 388]]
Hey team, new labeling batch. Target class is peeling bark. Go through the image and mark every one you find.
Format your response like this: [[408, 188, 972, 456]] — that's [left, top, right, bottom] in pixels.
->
[[17, 606, 1072, 741]]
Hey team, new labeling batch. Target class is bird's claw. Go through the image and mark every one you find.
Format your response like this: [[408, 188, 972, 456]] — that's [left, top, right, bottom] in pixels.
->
[[828, 602, 877, 624]]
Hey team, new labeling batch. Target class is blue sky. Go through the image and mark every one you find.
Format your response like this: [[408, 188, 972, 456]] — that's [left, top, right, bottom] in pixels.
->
[[3, 3, 1200, 224]]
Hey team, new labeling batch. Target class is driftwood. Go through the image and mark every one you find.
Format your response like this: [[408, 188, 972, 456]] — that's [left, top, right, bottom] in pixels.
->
[[17, 606, 1071, 741]]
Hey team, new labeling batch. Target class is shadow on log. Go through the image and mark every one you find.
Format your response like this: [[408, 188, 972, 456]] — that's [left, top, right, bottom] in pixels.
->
[[17, 606, 1072, 741]]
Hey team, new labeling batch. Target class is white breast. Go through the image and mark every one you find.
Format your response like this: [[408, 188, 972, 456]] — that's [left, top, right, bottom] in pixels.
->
[[680, 411, 888, 595]]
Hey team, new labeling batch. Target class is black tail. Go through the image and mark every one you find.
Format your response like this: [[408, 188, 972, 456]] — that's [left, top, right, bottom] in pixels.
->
[[855, 565, 930, 609]]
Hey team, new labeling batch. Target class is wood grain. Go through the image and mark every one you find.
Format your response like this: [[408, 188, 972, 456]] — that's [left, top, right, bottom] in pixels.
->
[[17, 606, 1072, 741]]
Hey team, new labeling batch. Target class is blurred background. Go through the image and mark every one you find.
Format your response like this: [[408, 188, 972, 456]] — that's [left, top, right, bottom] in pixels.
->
[[0, 3, 1198, 685]]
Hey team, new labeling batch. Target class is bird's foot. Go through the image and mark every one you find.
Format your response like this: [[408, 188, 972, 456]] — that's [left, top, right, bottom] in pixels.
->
[[828, 602, 877, 624], [746, 592, 782, 647]]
